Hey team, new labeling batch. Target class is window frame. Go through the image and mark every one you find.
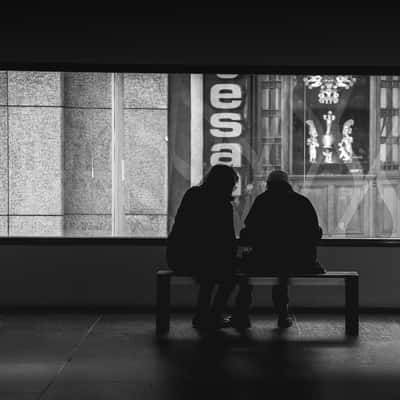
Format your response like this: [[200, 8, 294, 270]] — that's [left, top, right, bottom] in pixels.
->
[[2, 65, 400, 244]]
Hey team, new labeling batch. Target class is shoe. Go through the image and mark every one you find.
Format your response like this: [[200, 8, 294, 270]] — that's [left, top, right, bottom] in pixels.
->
[[231, 315, 251, 330], [277, 313, 293, 329], [192, 314, 232, 330], [211, 314, 233, 329]]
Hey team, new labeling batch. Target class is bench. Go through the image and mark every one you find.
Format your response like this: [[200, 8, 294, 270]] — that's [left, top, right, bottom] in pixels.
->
[[156, 269, 359, 337]]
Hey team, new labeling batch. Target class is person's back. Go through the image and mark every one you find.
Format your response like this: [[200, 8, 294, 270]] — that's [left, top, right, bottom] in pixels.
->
[[237, 170, 325, 329], [241, 180, 322, 273], [167, 185, 236, 280]]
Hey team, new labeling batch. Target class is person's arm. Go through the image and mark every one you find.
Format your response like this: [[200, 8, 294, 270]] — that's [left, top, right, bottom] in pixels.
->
[[169, 188, 199, 237], [239, 196, 261, 245], [305, 198, 322, 242]]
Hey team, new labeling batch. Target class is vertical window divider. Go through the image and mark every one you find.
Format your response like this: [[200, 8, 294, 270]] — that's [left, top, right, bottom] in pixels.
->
[[190, 74, 203, 186], [112, 73, 125, 236]]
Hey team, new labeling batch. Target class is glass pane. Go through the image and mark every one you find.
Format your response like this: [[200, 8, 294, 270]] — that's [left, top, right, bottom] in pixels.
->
[[121, 73, 168, 237], [381, 87, 387, 108], [5, 71, 113, 237], [4, 71, 400, 239], [380, 143, 387, 162], [63, 72, 112, 237], [293, 75, 369, 175], [166, 74, 400, 239], [261, 89, 270, 109], [392, 87, 399, 108], [381, 116, 387, 137], [393, 115, 399, 136], [392, 145, 398, 163]]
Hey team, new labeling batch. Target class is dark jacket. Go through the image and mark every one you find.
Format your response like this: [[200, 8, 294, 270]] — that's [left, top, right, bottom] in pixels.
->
[[167, 186, 237, 281], [240, 181, 322, 273]]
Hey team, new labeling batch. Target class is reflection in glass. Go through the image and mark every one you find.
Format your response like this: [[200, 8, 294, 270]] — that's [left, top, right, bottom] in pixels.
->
[[1, 72, 399, 238]]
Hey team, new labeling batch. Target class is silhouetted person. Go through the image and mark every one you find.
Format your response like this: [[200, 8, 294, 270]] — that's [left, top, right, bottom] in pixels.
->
[[167, 165, 239, 331], [238, 170, 325, 328]]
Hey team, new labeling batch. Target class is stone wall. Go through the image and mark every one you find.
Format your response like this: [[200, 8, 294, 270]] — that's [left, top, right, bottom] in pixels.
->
[[0, 71, 168, 237], [6, 72, 63, 236], [123, 74, 168, 237], [63, 72, 112, 236]]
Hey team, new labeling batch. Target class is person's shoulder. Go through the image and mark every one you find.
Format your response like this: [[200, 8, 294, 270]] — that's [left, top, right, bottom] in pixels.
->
[[292, 191, 314, 207], [186, 186, 201, 195], [255, 191, 269, 201], [181, 186, 202, 202], [292, 190, 306, 200]]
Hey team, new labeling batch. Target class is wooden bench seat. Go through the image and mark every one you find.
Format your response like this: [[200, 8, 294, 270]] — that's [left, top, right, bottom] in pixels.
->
[[156, 269, 359, 337]]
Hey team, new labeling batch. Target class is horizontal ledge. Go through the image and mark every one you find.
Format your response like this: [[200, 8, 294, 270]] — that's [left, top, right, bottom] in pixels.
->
[[0, 237, 398, 247], [1, 63, 400, 75], [171, 276, 346, 286], [0, 306, 392, 314]]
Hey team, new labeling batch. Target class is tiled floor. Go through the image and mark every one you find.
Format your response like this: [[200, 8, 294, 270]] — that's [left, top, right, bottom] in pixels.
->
[[1, 312, 400, 399]]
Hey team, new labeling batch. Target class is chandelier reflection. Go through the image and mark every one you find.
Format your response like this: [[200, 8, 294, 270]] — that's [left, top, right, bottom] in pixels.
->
[[303, 75, 356, 104]]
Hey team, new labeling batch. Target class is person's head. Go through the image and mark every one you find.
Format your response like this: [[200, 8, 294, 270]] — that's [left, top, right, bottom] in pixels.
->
[[201, 164, 239, 199], [266, 170, 291, 191]]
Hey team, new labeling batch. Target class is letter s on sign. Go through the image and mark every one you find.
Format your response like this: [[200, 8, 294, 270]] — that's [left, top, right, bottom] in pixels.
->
[[210, 113, 242, 138], [210, 143, 242, 168], [210, 84, 242, 109]]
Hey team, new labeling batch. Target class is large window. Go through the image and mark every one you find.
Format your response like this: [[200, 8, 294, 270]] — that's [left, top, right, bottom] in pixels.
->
[[1, 71, 399, 238], [0, 71, 167, 237], [169, 74, 400, 239]]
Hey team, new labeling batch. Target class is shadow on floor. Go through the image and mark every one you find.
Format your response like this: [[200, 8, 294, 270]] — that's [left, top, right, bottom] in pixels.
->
[[154, 329, 356, 399]]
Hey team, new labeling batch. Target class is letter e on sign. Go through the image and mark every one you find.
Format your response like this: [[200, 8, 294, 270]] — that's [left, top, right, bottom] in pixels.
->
[[210, 84, 242, 109]]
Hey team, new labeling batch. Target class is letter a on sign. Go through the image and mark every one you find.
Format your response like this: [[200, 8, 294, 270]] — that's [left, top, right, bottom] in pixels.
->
[[210, 143, 242, 167]]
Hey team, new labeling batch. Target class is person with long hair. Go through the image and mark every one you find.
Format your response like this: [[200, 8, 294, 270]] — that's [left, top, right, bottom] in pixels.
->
[[167, 164, 239, 330]]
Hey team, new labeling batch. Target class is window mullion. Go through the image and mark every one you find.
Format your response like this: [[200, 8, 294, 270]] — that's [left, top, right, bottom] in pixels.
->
[[111, 73, 125, 236]]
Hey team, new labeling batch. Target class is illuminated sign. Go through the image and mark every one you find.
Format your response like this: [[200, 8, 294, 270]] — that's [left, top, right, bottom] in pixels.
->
[[204, 74, 250, 196]]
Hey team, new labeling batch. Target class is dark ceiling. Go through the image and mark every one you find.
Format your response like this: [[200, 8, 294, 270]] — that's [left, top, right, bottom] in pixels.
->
[[1, 7, 400, 72]]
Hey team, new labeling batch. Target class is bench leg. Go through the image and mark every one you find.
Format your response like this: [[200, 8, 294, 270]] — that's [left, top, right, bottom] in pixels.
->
[[156, 273, 171, 335], [345, 276, 359, 336]]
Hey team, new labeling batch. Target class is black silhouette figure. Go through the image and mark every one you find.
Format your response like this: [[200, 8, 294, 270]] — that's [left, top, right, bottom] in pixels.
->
[[167, 165, 239, 330], [239, 170, 325, 328]]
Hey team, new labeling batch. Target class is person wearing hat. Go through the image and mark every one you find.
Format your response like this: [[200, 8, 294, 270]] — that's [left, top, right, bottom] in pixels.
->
[[235, 170, 325, 329]]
